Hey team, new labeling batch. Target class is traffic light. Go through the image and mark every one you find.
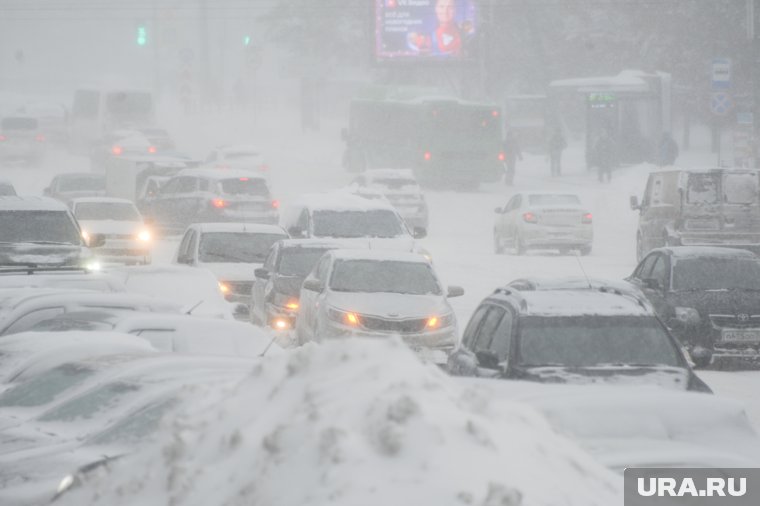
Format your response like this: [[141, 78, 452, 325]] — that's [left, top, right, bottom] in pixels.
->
[[243, 35, 251, 46], [136, 25, 148, 46]]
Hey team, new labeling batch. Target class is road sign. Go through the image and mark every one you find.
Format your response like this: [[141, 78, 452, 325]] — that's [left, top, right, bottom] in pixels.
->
[[712, 58, 731, 90], [711, 92, 732, 116]]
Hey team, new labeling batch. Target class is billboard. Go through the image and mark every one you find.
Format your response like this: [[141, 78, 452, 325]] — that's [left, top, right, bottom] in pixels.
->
[[374, 0, 478, 63]]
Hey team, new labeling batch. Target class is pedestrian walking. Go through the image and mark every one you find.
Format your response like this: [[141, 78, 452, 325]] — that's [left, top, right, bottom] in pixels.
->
[[656, 132, 679, 167], [502, 130, 522, 185], [548, 126, 566, 177], [594, 131, 617, 183]]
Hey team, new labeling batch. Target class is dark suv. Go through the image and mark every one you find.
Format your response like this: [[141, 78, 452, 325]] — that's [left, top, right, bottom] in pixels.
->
[[627, 246, 760, 368], [631, 168, 760, 261], [447, 278, 710, 392], [250, 239, 341, 330]]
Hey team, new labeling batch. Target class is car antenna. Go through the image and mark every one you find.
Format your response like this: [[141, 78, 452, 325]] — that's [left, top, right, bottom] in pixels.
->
[[185, 300, 204, 315], [259, 333, 279, 357], [574, 252, 593, 289]]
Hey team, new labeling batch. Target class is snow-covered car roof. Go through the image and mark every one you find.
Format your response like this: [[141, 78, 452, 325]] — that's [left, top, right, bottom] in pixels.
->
[[176, 168, 268, 181], [277, 238, 346, 250], [329, 249, 430, 264], [507, 277, 643, 295], [504, 288, 650, 317], [292, 191, 397, 212], [364, 169, 418, 181], [0, 331, 155, 383], [653, 246, 759, 260], [0, 196, 71, 212], [189, 222, 286, 235], [69, 197, 137, 206], [0, 272, 126, 292]]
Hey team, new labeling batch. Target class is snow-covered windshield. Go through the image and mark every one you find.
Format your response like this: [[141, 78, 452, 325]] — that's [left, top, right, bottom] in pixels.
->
[[199, 232, 285, 263], [673, 258, 760, 291], [312, 210, 404, 238], [518, 316, 680, 367], [723, 173, 759, 205], [37, 381, 139, 422], [529, 194, 580, 206], [224, 152, 260, 160], [75, 202, 141, 221], [0, 210, 81, 244], [330, 260, 441, 295], [88, 398, 177, 446], [278, 248, 331, 276], [58, 176, 105, 192], [0, 363, 96, 408], [219, 178, 269, 196], [372, 178, 416, 189]]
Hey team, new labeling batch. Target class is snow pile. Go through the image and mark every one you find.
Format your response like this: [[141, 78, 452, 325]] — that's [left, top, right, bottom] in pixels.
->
[[59, 338, 621, 506]]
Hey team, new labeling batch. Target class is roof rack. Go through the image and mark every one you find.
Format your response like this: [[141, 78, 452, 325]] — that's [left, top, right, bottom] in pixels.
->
[[0, 265, 89, 276]]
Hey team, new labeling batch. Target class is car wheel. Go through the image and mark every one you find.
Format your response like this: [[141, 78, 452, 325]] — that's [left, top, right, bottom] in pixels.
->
[[493, 230, 504, 254], [579, 245, 592, 256], [513, 233, 526, 256]]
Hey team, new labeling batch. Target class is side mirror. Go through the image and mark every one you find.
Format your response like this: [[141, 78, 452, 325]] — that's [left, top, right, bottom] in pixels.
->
[[287, 226, 306, 238], [630, 196, 640, 210], [494, 206, 503, 214], [88, 233, 106, 248], [254, 267, 270, 280], [475, 350, 500, 370], [447, 285, 465, 298], [412, 227, 427, 239], [302, 278, 323, 292], [642, 278, 662, 291]]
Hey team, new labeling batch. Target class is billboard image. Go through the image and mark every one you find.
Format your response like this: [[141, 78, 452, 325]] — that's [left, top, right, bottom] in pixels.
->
[[375, 0, 478, 62]]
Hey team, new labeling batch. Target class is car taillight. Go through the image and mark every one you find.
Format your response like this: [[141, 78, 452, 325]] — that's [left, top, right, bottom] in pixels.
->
[[582, 212, 593, 224], [271, 199, 280, 209], [35, 133, 46, 142], [423, 151, 431, 161], [492, 110, 500, 117], [212, 198, 227, 208], [0, 135, 5, 142], [147, 145, 157, 154], [112, 145, 123, 156], [498, 152, 505, 161], [523, 212, 538, 223]]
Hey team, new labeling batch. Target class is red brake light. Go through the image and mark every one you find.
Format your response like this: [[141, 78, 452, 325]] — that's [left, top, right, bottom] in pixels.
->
[[498, 152, 506, 161], [523, 212, 538, 223], [239, 177, 249, 181], [148, 145, 157, 154], [582, 212, 593, 224], [424, 151, 431, 161], [212, 198, 227, 208], [0, 135, 5, 142], [35, 133, 46, 142], [492, 110, 500, 117], [112, 145, 123, 156], [271, 199, 280, 209]]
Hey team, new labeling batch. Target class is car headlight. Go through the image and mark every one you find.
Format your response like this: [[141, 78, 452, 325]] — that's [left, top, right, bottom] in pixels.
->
[[327, 307, 362, 327], [81, 230, 90, 244], [218, 281, 231, 295], [273, 293, 299, 311], [57, 474, 76, 494], [425, 313, 455, 330], [137, 229, 151, 242], [84, 260, 101, 272], [674, 307, 700, 326]]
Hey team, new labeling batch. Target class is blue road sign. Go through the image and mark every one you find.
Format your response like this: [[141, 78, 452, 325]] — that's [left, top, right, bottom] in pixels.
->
[[711, 92, 732, 116]]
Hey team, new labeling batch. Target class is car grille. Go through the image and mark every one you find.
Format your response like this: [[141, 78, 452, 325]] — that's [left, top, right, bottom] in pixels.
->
[[105, 234, 134, 240], [225, 281, 253, 295], [360, 315, 428, 333], [710, 314, 760, 329]]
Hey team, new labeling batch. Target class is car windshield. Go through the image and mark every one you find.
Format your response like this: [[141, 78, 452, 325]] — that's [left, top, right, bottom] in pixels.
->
[[199, 232, 285, 263], [528, 194, 580, 206], [673, 257, 760, 291], [1, 117, 37, 130], [219, 178, 269, 196], [330, 259, 442, 295], [312, 210, 404, 238], [0, 363, 96, 408], [37, 381, 140, 422], [88, 398, 177, 446], [0, 210, 81, 244], [278, 248, 331, 276], [372, 177, 416, 189], [58, 176, 105, 192], [75, 202, 141, 221], [517, 316, 681, 368]]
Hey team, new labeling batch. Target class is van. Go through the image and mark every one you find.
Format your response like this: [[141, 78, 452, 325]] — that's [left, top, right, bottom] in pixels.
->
[[631, 168, 760, 260], [69, 88, 155, 153]]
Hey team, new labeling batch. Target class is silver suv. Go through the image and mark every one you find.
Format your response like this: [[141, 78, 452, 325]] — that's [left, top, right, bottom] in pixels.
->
[[493, 192, 593, 255]]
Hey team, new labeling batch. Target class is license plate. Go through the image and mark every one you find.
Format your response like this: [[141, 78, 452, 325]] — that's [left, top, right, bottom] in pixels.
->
[[722, 329, 760, 342]]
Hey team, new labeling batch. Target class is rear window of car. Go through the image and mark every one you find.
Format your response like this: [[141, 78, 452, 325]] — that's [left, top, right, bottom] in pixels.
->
[[58, 176, 105, 193], [1, 117, 37, 130], [372, 178, 416, 189], [724, 173, 759, 204], [219, 178, 269, 196], [528, 194, 580, 206]]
